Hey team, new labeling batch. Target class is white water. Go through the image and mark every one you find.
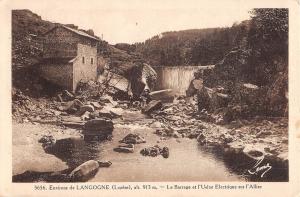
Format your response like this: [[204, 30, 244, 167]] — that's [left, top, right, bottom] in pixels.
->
[[154, 66, 203, 95]]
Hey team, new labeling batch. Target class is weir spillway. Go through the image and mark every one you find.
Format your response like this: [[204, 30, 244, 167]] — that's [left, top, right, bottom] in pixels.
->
[[153, 66, 213, 95]]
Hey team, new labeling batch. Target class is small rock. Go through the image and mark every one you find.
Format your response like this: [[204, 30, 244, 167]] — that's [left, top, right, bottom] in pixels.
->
[[264, 147, 278, 155], [98, 161, 112, 167], [243, 145, 265, 161], [149, 121, 163, 128], [78, 105, 95, 115], [59, 99, 83, 112], [226, 142, 245, 154], [197, 133, 206, 142], [281, 138, 288, 144], [119, 133, 146, 144], [114, 144, 134, 153], [62, 90, 74, 101], [161, 147, 169, 158], [90, 102, 103, 109], [98, 108, 122, 119], [256, 130, 272, 138], [81, 111, 91, 121], [142, 100, 163, 114], [220, 134, 234, 144], [38, 135, 55, 144], [187, 132, 199, 139], [173, 131, 181, 138], [197, 133, 206, 146]]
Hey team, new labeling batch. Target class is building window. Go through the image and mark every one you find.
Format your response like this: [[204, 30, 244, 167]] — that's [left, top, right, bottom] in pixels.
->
[[82, 57, 85, 64], [91, 58, 94, 64]]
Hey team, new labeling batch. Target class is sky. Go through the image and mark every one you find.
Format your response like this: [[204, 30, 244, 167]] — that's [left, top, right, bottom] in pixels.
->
[[9, 0, 253, 44]]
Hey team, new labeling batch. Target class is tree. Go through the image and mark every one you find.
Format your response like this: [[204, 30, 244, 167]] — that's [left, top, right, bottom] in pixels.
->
[[247, 8, 288, 85]]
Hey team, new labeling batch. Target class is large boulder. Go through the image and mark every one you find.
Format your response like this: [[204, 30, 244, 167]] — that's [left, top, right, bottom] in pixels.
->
[[186, 79, 203, 97], [69, 160, 100, 182], [196, 87, 212, 111], [196, 87, 230, 112], [83, 119, 114, 140]]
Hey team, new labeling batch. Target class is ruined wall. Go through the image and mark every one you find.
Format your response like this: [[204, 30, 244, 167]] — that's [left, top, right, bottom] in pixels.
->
[[97, 56, 107, 74], [39, 63, 73, 90], [73, 43, 97, 90]]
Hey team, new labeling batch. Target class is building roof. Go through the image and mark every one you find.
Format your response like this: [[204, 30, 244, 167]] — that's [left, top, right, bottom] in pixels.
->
[[44, 25, 100, 41]]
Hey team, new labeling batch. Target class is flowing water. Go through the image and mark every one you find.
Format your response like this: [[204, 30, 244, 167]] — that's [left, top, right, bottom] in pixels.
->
[[45, 125, 245, 182], [154, 66, 203, 95], [35, 111, 246, 182]]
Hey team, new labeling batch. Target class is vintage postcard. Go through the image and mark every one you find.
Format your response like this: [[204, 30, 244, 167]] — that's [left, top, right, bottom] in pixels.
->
[[0, 0, 300, 196]]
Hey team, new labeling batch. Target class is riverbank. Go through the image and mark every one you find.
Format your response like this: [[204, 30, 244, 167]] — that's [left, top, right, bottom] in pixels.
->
[[149, 97, 289, 181], [12, 122, 80, 176]]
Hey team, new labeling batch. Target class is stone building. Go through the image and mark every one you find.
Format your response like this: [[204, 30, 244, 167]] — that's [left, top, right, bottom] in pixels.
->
[[39, 25, 100, 92]]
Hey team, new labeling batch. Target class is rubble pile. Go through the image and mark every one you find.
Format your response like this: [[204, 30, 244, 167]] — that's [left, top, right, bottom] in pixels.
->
[[144, 95, 288, 167], [12, 89, 62, 123], [12, 78, 126, 125], [75, 81, 107, 101], [140, 145, 169, 158], [147, 97, 208, 139]]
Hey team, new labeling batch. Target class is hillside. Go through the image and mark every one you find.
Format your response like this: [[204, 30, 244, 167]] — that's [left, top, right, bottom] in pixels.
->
[[130, 21, 250, 67], [122, 8, 288, 116], [12, 9, 55, 71]]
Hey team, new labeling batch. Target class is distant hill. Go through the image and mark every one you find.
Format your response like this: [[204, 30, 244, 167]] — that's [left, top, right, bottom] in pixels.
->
[[125, 21, 250, 67]]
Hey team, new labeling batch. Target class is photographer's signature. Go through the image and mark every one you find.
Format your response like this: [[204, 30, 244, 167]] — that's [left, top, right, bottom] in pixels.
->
[[248, 157, 272, 178]]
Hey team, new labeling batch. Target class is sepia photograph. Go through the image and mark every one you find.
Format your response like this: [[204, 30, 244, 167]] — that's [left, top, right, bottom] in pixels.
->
[[8, 2, 290, 184]]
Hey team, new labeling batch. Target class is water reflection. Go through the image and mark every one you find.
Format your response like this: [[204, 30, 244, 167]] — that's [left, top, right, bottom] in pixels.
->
[[197, 145, 288, 182], [45, 137, 107, 169], [14, 133, 288, 182]]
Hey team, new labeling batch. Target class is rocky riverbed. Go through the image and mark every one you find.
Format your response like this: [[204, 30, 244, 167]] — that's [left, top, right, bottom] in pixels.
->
[[12, 93, 288, 182]]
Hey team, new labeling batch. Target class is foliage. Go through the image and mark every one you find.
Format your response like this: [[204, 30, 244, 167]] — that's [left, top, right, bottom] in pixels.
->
[[134, 23, 250, 66], [247, 8, 288, 86]]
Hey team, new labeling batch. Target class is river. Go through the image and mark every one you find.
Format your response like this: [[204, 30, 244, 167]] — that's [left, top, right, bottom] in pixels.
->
[[45, 111, 245, 182]]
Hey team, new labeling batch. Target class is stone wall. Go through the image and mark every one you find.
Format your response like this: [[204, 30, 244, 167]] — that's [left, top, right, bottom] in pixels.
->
[[43, 27, 78, 59], [39, 63, 73, 90], [73, 43, 97, 90]]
